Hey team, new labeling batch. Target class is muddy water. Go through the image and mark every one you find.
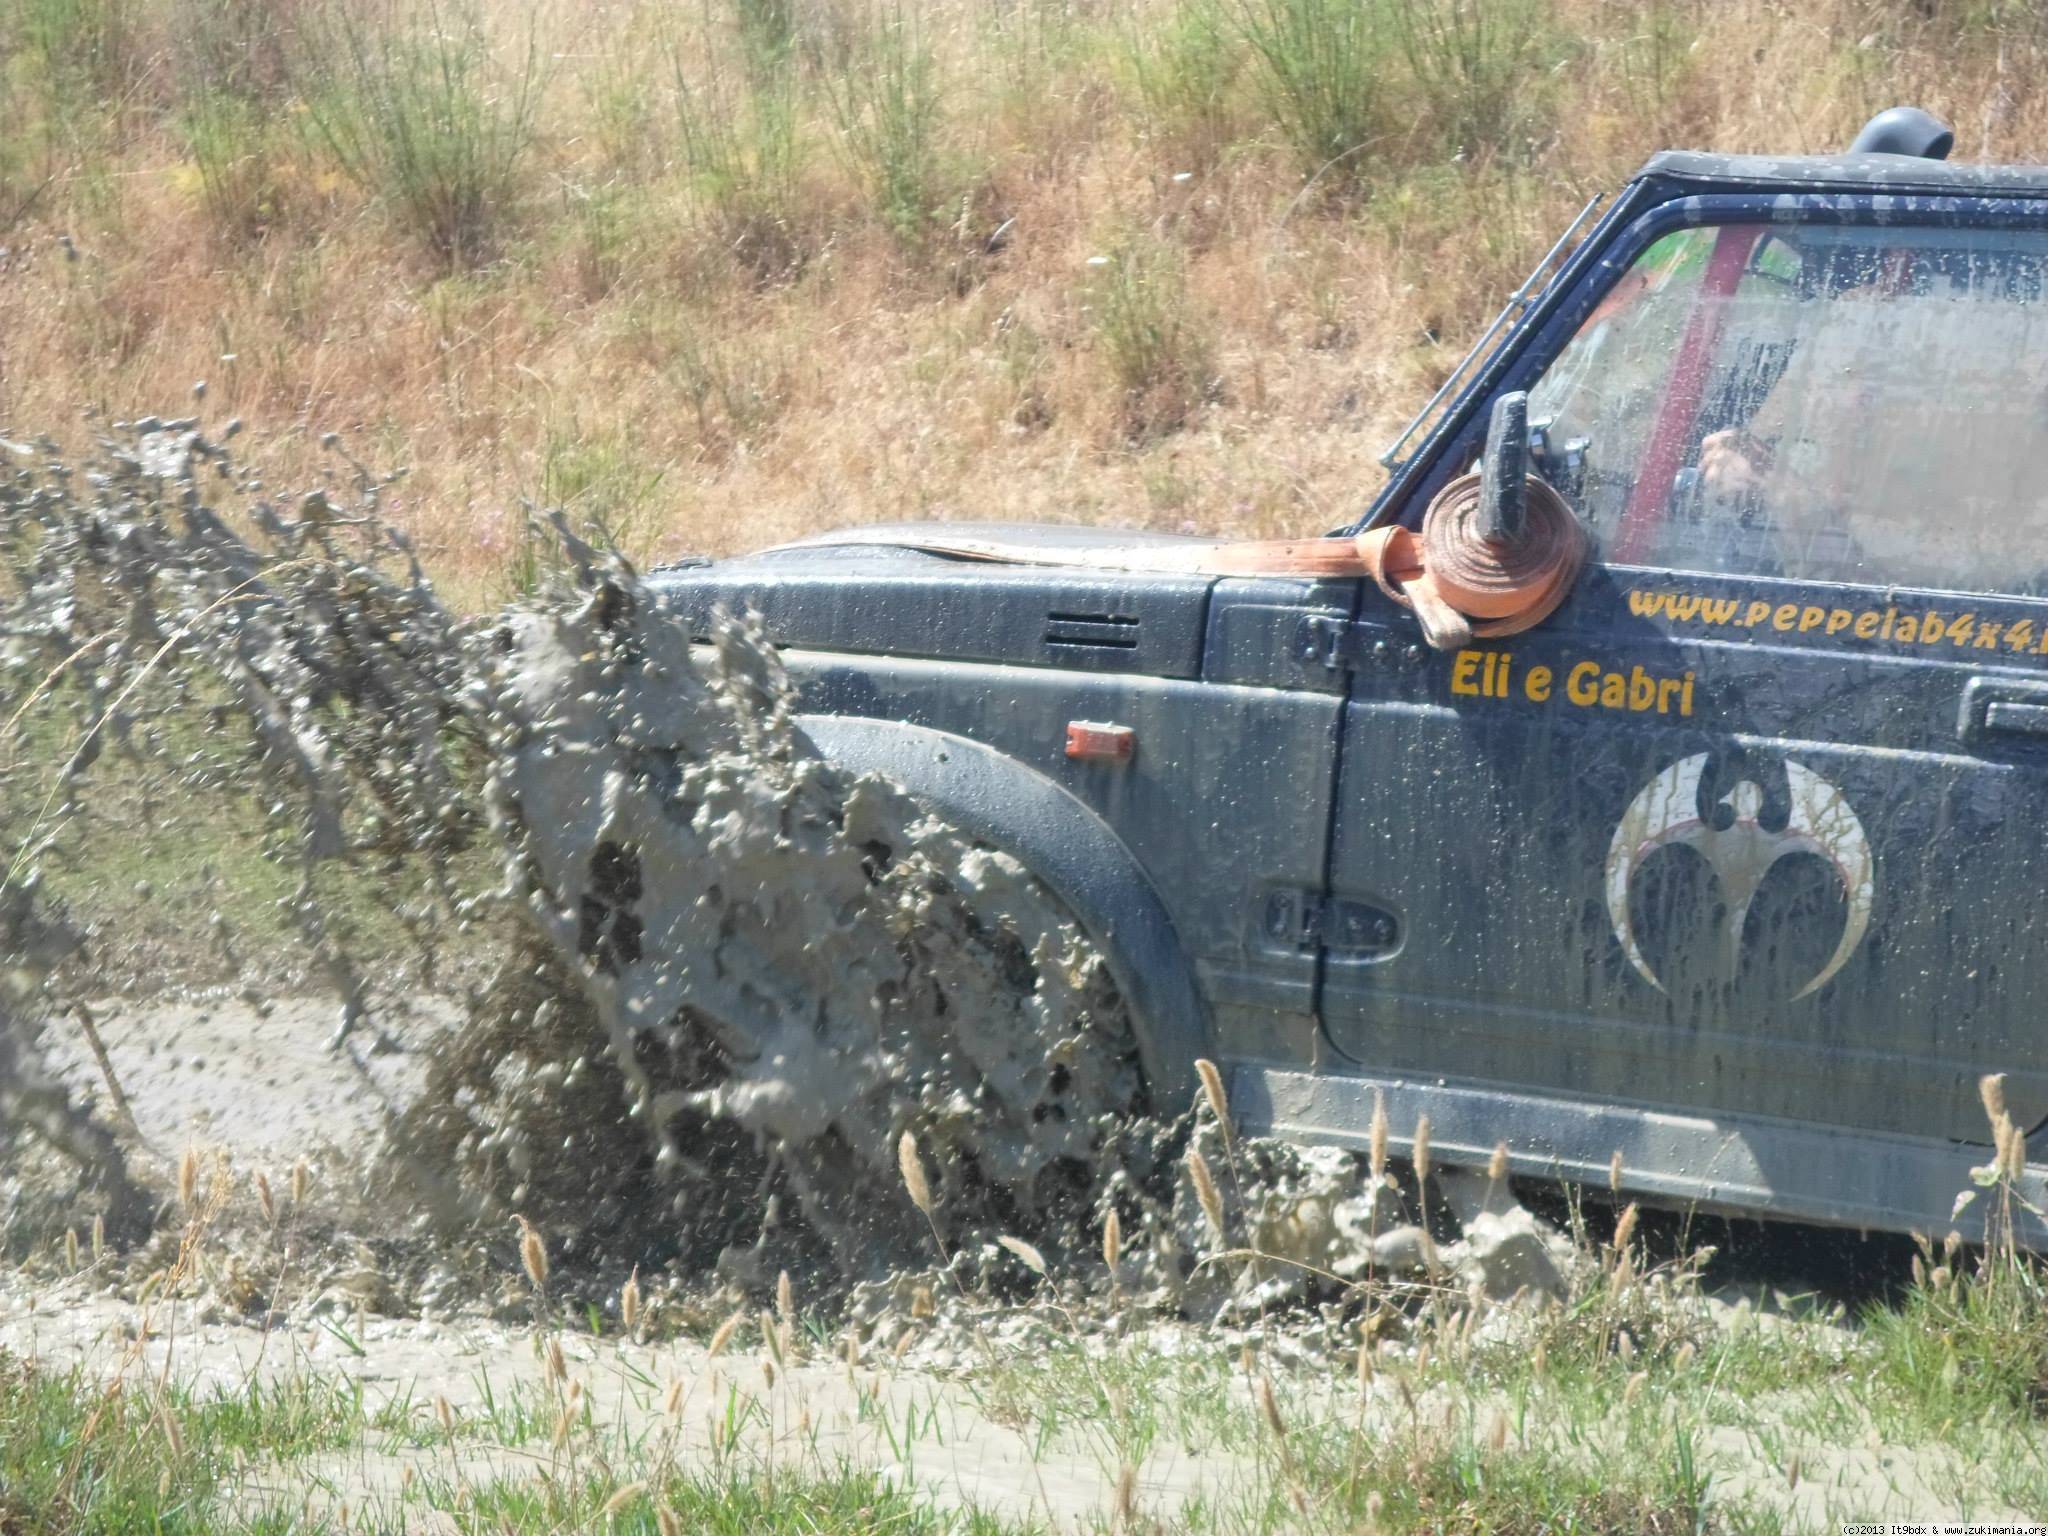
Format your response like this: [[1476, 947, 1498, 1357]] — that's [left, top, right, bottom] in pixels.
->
[[0, 419, 1175, 1289]]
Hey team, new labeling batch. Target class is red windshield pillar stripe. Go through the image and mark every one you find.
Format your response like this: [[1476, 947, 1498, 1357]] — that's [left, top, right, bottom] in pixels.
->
[[1613, 225, 1758, 565]]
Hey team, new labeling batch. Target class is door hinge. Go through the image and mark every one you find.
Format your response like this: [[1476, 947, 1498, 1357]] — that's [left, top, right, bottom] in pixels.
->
[[1294, 615, 1425, 674], [1260, 889, 1400, 958]]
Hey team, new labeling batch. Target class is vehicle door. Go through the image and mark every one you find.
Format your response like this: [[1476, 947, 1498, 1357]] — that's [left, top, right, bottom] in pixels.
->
[[1321, 204, 2048, 1149]]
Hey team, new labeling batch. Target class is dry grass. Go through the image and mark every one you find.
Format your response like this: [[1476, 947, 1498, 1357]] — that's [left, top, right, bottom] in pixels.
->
[[0, 0, 2045, 603]]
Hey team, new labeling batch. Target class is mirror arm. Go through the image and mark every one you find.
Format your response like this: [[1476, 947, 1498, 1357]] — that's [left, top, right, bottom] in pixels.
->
[[1477, 391, 1530, 544]]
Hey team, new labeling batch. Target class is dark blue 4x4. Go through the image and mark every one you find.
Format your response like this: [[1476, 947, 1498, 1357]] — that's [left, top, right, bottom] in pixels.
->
[[654, 110, 2048, 1245]]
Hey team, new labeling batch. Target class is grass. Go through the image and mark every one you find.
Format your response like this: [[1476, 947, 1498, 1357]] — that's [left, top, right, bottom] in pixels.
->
[[0, 1350, 1029, 1533], [1088, 230, 1216, 439], [823, 7, 960, 254], [1229, 0, 1391, 182], [291, 0, 548, 270]]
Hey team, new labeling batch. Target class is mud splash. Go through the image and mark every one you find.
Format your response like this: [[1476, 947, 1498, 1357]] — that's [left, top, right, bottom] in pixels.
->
[[0, 418, 1163, 1286]]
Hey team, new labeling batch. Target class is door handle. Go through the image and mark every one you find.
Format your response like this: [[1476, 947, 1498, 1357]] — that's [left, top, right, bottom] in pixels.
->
[[1983, 700, 2048, 739], [1961, 677, 2048, 747]]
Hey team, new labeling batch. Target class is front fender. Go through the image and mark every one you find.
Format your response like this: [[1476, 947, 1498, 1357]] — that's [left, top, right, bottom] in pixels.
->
[[796, 714, 1206, 1110]]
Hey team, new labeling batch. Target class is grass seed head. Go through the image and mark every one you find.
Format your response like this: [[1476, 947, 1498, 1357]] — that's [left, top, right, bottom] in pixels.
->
[[1102, 1207, 1122, 1275], [897, 1131, 934, 1217], [1623, 1369, 1647, 1407], [776, 1268, 794, 1325], [515, 1215, 549, 1291], [2003, 1121, 2030, 1181], [1412, 1115, 1432, 1187], [90, 1214, 103, 1263], [1609, 1149, 1624, 1196], [64, 1228, 78, 1273], [600, 1482, 647, 1517], [255, 1170, 275, 1226], [1484, 1405, 1508, 1452], [1612, 1201, 1640, 1255], [998, 1234, 1047, 1275], [545, 1335, 567, 1385], [178, 1147, 199, 1209], [621, 1268, 642, 1334], [1488, 1140, 1509, 1184], [290, 1159, 308, 1205], [1992, 1113, 2016, 1172], [1981, 1071, 2010, 1130], [1195, 1058, 1232, 1151], [1187, 1147, 1225, 1239], [708, 1310, 743, 1358], [434, 1394, 455, 1436], [657, 1509, 684, 1536]]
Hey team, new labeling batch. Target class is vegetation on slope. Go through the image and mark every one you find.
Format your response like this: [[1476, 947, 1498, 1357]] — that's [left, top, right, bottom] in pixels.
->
[[2, 0, 2044, 596]]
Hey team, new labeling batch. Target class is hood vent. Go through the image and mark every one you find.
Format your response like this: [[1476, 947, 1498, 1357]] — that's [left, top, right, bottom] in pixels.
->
[[1045, 611, 1141, 651]]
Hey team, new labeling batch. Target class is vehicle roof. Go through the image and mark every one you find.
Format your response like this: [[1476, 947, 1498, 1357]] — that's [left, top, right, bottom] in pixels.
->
[[1641, 149, 2048, 198]]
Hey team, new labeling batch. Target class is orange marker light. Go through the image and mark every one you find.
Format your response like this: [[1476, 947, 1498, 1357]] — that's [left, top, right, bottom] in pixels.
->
[[1065, 721, 1136, 762]]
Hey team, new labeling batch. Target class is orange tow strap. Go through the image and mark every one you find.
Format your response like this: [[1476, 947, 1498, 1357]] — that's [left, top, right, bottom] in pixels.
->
[[770, 470, 1585, 650], [1354, 472, 1586, 650]]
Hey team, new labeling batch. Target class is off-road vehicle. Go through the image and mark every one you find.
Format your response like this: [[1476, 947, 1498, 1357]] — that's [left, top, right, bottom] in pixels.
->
[[654, 108, 2048, 1244]]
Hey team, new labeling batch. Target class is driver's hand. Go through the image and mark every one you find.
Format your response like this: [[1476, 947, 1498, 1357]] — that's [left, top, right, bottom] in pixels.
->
[[1700, 428, 1768, 497]]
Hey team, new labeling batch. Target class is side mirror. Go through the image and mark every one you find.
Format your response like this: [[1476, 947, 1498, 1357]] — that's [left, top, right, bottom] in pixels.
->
[[1477, 391, 1529, 545]]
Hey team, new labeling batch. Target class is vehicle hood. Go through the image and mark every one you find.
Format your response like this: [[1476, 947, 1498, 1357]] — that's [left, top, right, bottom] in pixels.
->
[[646, 521, 1218, 678]]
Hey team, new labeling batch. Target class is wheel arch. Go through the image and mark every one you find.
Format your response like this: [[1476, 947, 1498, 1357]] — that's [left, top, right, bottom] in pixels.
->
[[796, 713, 1207, 1111]]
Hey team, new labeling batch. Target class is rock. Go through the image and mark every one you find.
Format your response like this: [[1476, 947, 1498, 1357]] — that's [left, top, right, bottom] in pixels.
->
[[1431, 1164, 1511, 1225], [1453, 1207, 1566, 1300], [1370, 1224, 1435, 1275]]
